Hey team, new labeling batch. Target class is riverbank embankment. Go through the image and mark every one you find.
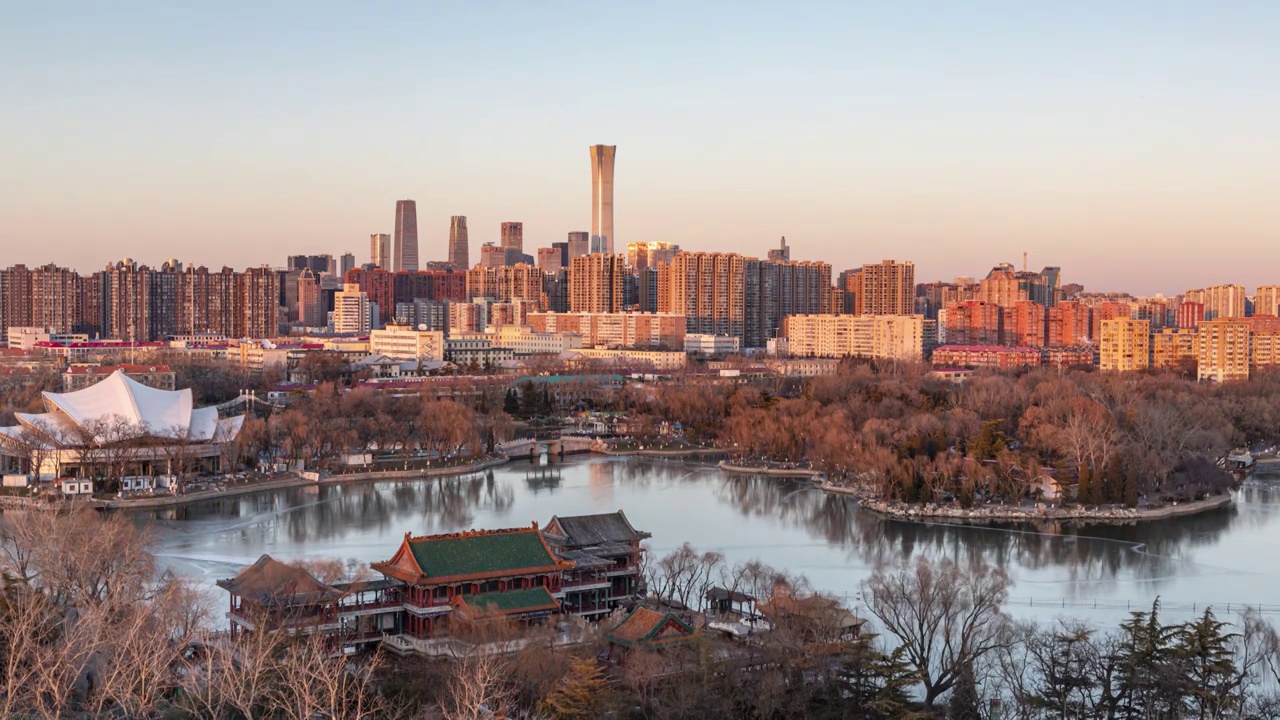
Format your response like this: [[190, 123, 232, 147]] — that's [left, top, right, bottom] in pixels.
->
[[0, 455, 510, 512]]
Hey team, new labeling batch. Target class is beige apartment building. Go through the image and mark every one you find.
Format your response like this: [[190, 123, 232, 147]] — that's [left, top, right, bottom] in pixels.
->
[[1200, 284, 1247, 320], [1151, 328, 1199, 370], [1255, 286, 1280, 318], [333, 284, 371, 335], [526, 312, 685, 349], [860, 261, 916, 315], [1252, 331, 1280, 371], [1197, 318, 1251, 382], [564, 347, 686, 371], [780, 314, 923, 361], [1099, 318, 1150, 372], [369, 325, 445, 362]]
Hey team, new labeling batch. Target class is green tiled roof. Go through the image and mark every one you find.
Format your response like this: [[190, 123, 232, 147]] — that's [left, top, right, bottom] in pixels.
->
[[409, 530, 561, 579], [458, 587, 558, 613]]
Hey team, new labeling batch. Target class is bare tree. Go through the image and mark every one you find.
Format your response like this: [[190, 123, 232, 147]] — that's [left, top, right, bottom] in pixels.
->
[[863, 556, 1013, 706]]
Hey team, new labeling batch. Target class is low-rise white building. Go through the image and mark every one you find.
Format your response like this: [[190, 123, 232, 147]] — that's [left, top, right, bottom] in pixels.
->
[[684, 334, 740, 356], [370, 325, 445, 362]]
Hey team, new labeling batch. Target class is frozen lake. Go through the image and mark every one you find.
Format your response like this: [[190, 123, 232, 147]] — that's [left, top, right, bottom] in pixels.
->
[[137, 455, 1280, 626]]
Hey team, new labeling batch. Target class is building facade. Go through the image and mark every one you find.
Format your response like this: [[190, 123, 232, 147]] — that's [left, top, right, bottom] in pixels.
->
[[448, 216, 469, 270], [860, 260, 915, 315], [569, 254, 625, 313], [393, 200, 419, 272], [589, 145, 616, 254], [334, 284, 372, 335], [1098, 318, 1151, 372], [369, 326, 445, 362], [780, 314, 924, 361], [1197, 318, 1250, 382]]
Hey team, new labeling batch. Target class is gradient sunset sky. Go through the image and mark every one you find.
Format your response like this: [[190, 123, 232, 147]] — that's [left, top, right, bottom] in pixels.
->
[[2, 2, 1277, 295]]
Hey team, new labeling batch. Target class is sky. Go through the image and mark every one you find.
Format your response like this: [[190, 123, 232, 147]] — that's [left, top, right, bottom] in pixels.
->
[[1, 2, 1277, 295]]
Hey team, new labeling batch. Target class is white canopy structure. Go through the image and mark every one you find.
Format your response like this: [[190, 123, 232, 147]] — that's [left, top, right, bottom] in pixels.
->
[[0, 369, 246, 481]]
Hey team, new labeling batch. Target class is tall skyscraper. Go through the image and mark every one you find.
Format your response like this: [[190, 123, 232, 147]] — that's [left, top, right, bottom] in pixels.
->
[[393, 200, 419, 272], [449, 216, 470, 269], [370, 233, 391, 269], [339, 253, 356, 276], [500, 222, 523, 254], [567, 232, 590, 262], [589, 145, 616, 254]]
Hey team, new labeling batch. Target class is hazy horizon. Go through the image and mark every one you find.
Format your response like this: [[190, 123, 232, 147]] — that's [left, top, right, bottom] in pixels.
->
[[2, 2, 1277, 295]]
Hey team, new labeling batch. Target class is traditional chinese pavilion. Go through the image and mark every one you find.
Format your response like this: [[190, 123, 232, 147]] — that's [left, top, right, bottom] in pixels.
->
[[369, 523, 575, 637], [543, 510, 650, 617], [218, 512, 652, 653], [606, 606, 697, 660]]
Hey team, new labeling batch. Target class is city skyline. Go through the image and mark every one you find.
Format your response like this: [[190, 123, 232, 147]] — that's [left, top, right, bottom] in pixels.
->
[[2, 4, 1278, 293]]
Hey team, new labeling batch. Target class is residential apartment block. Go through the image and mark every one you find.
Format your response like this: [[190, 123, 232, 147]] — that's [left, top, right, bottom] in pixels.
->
[[1098, 318, 1150, 372], [780, 314, 924, 362]]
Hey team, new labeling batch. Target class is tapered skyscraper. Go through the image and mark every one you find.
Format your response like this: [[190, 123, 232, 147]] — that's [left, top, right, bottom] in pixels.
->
[[589, 145, 616, 254], [393, 200, 419, 272], [449, 216, 469, 269]]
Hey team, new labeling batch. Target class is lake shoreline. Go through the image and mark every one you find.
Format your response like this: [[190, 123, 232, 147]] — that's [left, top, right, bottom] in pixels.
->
[[826, 484, 1234, 524], [0, 455, 510, 512], [714, 460, 1234, 524]]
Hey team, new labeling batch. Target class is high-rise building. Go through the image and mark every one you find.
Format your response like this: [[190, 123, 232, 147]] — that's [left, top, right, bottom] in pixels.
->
[[551, 242, 570, 268], [567, 232, 590, 262], [298, 268, 322, 327], [1099, 318, 1150, 372], [393, 200, 419, 272], [659, 252, 746, 342], [500, 222, 523, 256], [589, 145, 616, 254], [743, 259, 833, 348], [1177, 301, 1205, 328], [767, 237, 790, 262], [627, 241, 680, 272], [1047, 300, 1091, 347], [569, 254, 625, 313], [370, 233, 391, 269], [480, 244, 506, 268], [339, 253, 356, 276], [1255, 286, 1280, 318], [449, 216, 470, 270], [1199, 284, 1246, 320], [465, 264, 543, 307], [1198, 318, 1250, 382], [861, 260, 915, 315], [537, 247, 563, 274], [334, 283, 371, 334]]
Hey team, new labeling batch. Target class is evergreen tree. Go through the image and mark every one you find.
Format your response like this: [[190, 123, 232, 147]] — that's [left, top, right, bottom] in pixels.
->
[[1113, 599, 1183, 717], [503, 388, 519, 415], [948, 661, 981, 720], [1177, 608, 1241, 718], [539, 656, 608, 719]]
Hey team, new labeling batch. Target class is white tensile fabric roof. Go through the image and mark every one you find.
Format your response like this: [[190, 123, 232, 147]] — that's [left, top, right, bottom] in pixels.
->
[[5, 369, 236, 445]]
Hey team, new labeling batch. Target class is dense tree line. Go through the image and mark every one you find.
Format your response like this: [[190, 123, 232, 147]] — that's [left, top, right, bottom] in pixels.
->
[[250, 383, 515, 472], [625, 366, 1280, 507]]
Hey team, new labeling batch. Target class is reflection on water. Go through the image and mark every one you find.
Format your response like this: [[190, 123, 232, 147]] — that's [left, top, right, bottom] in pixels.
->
[[139, 458, 1280, 611]]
